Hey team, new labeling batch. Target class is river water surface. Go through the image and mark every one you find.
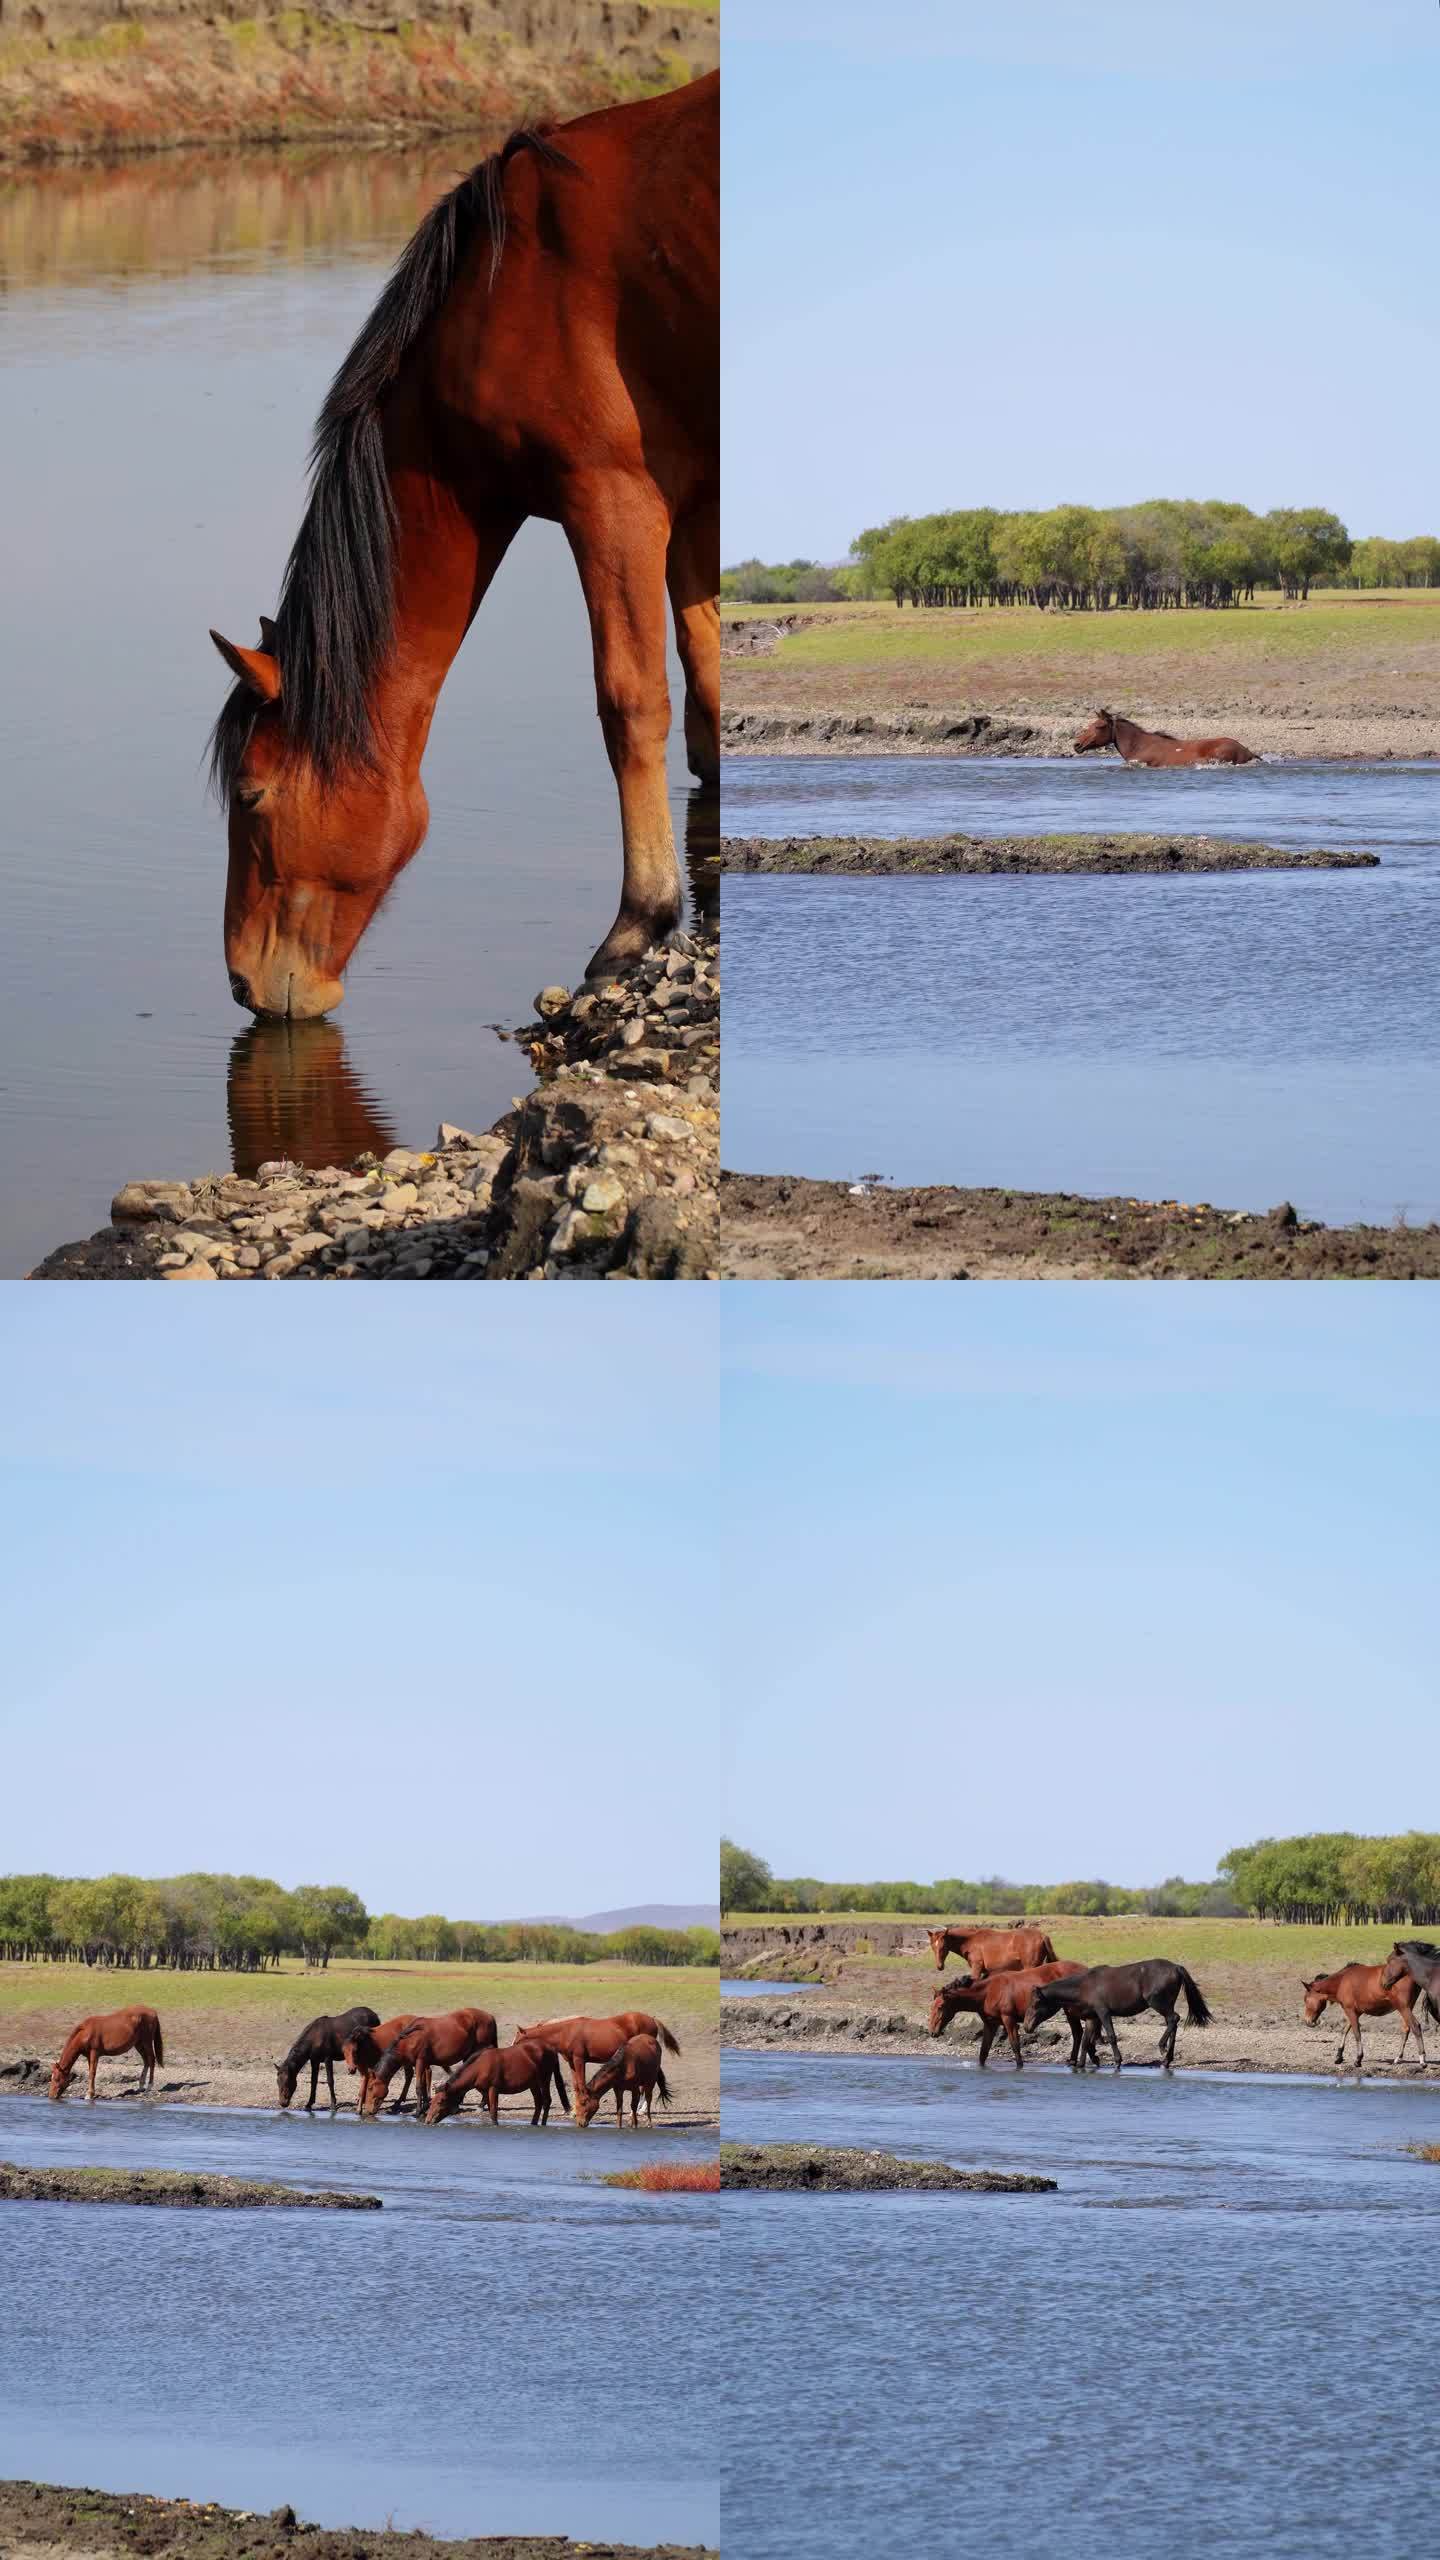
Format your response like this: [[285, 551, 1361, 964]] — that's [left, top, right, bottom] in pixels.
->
[[722, 755, 1440, 1224], [0, 2092, 716, 2545], [722, 2046, 1440, 2560], [1, 153, 706, 1278]]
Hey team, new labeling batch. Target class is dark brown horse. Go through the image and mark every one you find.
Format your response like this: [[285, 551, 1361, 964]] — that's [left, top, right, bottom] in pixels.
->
[[341, 2013, 422, 2115], [573, 2032, 672, 2128], [926, 1926, 1057, 1977], [1027, 1960, 1213, 2071], [1382, 1941, 1440, 2013], [424, 2038, 569, 2126], [1073, 708, 1257, 766], [276, 2007, 381, 2110], [210, 73, 718, 1021], [50, 2007, 163, 2102], [361, 2008, 498, 2115], [927, 1962, 1088, 2067], [1311, 1962, 1430, 2070], [513, 2012, 680, 2096]]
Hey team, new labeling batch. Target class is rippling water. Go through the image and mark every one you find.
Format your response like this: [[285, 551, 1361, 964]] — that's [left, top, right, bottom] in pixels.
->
[[1, 153, 708, 1278], [0, 2094, 716, 2545], [721, 758, 1440, 1224], [721, 2048, 1440, 2560]]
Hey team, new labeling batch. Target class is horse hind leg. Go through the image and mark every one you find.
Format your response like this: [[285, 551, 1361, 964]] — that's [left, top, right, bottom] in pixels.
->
[[667, 503, 720, 788], [566, 477, 683, 977]]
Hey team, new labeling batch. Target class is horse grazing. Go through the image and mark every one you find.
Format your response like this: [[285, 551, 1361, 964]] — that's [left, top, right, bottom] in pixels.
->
[[1308, 1964, 1431, 2070], [424, 2038, 569, 2127], [276, 2007, 380, 2111], [513, 2012, 681, 2095], [50, 2007, 164, 2102], [927, 1962, 1088, 2067], [361, 2009, 498, 2115], [209, 73, 718, 1022], [1072, 708, 1257, 766], [925, 1926, 1057, 1977], [573, 2033, 672, 2129], [1027, 1960, 1213, 2071], [342, 2013, 422, 2115]]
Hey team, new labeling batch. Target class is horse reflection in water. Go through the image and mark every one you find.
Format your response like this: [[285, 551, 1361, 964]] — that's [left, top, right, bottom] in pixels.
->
[[226, 1018, 396, 1176]]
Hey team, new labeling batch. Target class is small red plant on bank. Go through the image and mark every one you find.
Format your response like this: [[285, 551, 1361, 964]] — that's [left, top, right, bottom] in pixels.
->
[[602, 2161, 719, 2192]]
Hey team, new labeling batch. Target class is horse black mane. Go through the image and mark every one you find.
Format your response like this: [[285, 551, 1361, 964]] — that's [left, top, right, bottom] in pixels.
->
[[209, 128, 572, 803]]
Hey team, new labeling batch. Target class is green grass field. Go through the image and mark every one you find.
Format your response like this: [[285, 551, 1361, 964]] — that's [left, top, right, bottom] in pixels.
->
[[0, 1953, 717, 2033], [728, 1915, 1413, 1972], [723, 588, 1440, 675]]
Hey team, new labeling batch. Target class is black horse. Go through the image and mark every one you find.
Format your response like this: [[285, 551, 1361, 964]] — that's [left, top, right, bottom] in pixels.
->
[[276, 2006, 381, 2110], [1027, 1961, 1212, 2072], [1382, 1943, 1440, 2022]]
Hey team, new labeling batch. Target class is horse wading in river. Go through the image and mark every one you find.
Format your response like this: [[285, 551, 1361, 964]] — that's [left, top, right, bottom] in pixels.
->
[[342, 2013, 422, 2114], [573, 2032, 672, 2128], [926, 1926, 1057, 1977], [50, 2007, 164, 2102], [513, 2011, 681, 2095], [1073, 709, 1257, 766], [361, 2009, 498, 2115], [424, 2038, 569, 2125], [209, 74, 719, 1019], [1026, 1960, 1213, 2071], [927, 1962, 1088, 2067], [276, 2008, 381, 2110]]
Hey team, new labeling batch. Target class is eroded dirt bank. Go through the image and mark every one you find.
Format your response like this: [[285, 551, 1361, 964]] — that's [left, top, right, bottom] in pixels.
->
[[0, 2162, 380, 2207], [0, 2483, 714, 2560], [30, 929, 717, 1282], [719, 1175, 1440, 1282], [720, 2144, 1054, 2194], [719, 833, 1377, 875], [1, 1, 718, 164]]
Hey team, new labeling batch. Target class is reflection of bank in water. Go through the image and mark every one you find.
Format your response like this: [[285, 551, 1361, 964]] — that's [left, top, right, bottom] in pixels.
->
[[226, 1021, 396, 1178]]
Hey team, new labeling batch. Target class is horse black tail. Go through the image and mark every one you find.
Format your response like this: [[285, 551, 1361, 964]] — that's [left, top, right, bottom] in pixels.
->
[[655, 2022, 681, 2056], [1177, 1967, 1212, 2028], [551, 2053, 572, 2115], [153, 2019, 164, 2067], [655, 2064, 672, 2109]]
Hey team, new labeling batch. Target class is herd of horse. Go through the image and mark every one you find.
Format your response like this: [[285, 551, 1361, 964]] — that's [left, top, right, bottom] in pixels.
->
[[45, 2002, 682, 2127], [922, 1925, 1440, 2073]]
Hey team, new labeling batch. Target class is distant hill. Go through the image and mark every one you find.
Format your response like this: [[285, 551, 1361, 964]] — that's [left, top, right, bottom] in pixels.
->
[[504, 1905, 718, 1933]]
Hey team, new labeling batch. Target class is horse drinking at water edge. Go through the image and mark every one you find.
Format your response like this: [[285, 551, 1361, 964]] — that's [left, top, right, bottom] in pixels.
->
[[573, 2033, 672, 2128], [275, 2007, 380, 2111], [513, 2011, 681, 2095], [361, 2009, 498, 2115], [1073, 709, 1257, 766], [1026, 1960, 1213, 2071], [50, 2007, 163, 2102], [424, 2039, 569, 2126], [210, 74, 718, 1019]]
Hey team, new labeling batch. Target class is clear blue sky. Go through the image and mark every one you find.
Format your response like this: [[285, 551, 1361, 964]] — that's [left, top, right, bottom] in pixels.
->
[[723, 0, 1440, 561], [720, 1288, 1440, 1887], [0, 1292, 715, 1916]]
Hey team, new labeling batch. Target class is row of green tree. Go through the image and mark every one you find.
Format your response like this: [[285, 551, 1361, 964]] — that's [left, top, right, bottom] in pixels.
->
[[719, 1843, 1237, 1920], [0, 1873, 717, 1972], [722, 503, 1440, 612], [723, 1834, 1440, 1928]]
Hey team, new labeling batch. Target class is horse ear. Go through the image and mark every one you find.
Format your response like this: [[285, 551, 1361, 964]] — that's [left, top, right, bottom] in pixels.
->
[[211, 629, 281, 702]]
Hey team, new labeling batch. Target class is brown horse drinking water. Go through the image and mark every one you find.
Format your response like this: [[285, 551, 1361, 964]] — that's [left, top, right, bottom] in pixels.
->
[[1072, 709, 1257, 766], [361, 2009, 498, 2115], [1307, 1964, 1431, 2070], [209, 73, 718, 1020], [927, 1963, 1088, 2067], [513, 2012, 681, 2095], [573, 2033, 672, 2128], [926, 1927, 1057, 1977], [342, 2013, 422, 2115], [1026, 1960, 1213, 2071], [50, 2007, 163, 2102], [276, 2007, 381, 2111], [424, 2039, 569, 2126]]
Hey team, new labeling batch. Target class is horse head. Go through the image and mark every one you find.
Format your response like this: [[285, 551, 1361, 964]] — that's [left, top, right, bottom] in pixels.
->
[[1072, 708, 1116, 754], [1300, 1979, 1329, 2023], [1379, 1954, 1410, 1991], [48, 2061, 72, 2101], [210, 626, 429, 1023], [275, 2059, 299, 2107]]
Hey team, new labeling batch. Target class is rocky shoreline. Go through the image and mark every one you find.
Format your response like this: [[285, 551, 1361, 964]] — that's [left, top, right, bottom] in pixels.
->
[[719, 832, 1377, 875], [720, 2143, 1055, 2194], [30, 930, 717, 1282], [0, 2484, 713, 2560], [0, 2162, 380, 2209], [720, 1174, 1440, 1282]]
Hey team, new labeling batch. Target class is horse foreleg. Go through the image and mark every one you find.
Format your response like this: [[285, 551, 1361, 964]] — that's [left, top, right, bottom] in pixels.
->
[[87, 2050, 99, 2103], [1100, 2011, 1122, 2071], [396, 2065, 415, 2113], [325, 2060, 337, 2112], [1004, 2014, 1025, 2070], [306, 2059, 320, 2111], [666, 504, 720, 788], [566, 478, 682, 977], [976, 2017, 998, 2069]]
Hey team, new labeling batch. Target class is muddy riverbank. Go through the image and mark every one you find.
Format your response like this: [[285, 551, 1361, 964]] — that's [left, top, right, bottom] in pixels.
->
[[719, 1174, 1440, 1281], [30, 930, 717, 1282], [0, 2483, 714, 2560], [1, 1, 718, 165], [722, 1996, 1440, 2080], [719, 832, 1377, 874], [720, 2143, 1055, 2193], [0, 2162, 380, 2208], [721, 704, 1440, 760]]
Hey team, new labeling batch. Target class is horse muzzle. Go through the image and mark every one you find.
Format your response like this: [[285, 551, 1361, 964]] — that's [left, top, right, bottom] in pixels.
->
[[228, 952, 345, 1021]]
